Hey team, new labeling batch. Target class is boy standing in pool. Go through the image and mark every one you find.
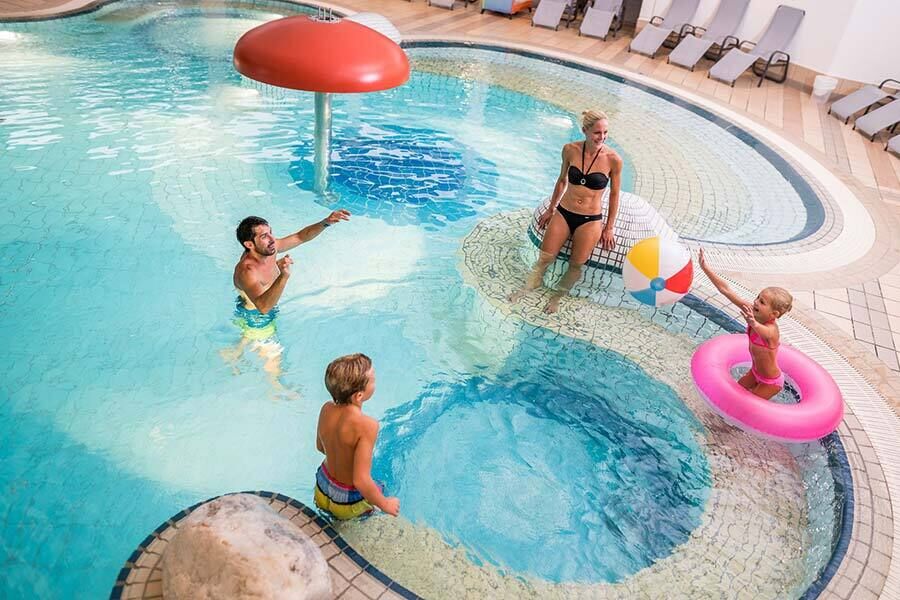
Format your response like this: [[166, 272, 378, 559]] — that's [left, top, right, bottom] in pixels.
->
[[314, 353, 400, 519]]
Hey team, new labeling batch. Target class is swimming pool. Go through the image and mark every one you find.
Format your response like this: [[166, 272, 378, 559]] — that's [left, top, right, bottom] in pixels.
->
[[0, 1, 843, 597]]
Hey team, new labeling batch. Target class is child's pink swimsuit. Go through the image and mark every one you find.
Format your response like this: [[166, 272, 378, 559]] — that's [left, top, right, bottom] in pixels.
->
[[747, 324, 785, 388]]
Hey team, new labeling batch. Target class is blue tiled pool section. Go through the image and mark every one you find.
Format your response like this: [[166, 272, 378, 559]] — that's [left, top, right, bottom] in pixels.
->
[[288, 123, 498, 229], [374, 331, 710, 583]]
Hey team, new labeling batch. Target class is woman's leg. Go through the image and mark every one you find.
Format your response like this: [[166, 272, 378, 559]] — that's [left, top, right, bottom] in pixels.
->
[[509, 211, 571, 302], [543, 220, 604, 313]]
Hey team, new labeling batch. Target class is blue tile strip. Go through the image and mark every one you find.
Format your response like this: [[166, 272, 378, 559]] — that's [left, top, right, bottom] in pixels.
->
[[799, 433, 855, 600], [405, 40, 827, 247], [110, 491, 423, 600]]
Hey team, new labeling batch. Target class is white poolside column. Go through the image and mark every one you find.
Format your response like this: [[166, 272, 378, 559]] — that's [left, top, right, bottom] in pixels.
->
[[314, 91, 332, 194]]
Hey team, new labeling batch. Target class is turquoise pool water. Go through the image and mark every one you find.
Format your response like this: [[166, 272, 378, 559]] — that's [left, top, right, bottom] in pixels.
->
[[0, 2, 839, 597], [375, 330, 709, 583]]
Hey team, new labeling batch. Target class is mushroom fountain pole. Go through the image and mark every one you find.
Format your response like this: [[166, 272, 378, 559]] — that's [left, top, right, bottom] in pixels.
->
[[313, 91, 332, 193], [233, 10, 409, 194]]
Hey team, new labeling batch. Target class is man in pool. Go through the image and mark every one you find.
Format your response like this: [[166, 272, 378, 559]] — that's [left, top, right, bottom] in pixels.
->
[[233, 212, 350, 314], [223, 211, 350, 391], [315, 353, 400, 519]]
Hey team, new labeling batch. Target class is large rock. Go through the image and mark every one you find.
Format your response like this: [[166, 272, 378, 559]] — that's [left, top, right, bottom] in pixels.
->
[[161, 494, 331, 600]]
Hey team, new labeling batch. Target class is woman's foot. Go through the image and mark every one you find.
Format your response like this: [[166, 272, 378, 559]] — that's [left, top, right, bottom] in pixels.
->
[[543, 295, 562, 314], [508, 287, 529, 303]]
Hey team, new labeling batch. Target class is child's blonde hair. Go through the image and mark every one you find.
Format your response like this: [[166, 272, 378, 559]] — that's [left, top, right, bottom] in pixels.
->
[[325, 353, 372, 405], [764, 287, 793, 316], [581, 109, 609, 130]]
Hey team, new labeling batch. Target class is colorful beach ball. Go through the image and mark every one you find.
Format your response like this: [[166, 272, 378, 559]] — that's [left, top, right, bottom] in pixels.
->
[[622, 237, 693, 306]]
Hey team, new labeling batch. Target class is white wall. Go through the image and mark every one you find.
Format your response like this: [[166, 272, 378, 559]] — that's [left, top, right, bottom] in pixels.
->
[[827, 0, 900, 84], [638, 0, 899, 84]]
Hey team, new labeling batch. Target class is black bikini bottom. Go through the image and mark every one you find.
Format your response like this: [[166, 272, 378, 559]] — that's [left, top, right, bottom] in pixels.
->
[[556, 205, 604, 233]]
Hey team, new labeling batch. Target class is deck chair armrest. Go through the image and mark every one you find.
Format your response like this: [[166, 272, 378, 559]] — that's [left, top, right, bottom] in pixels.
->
[[738, 40, 756, 52], [649, 15, 665, 26], [769, 50, 790, 63], [879, 78, 900, 92], [720, 35, 740, 52], [676, 23, 693, 38], [690, 25, 707, 36]]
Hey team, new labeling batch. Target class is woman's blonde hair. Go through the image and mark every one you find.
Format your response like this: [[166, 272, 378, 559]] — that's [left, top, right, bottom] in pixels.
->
[[581, 110, 609, 130], [763, 287, 793, 317], [325, 353, 372, 404]]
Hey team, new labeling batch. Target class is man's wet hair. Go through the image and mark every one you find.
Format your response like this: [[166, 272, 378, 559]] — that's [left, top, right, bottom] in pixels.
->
[[236, 216, 269, 248]]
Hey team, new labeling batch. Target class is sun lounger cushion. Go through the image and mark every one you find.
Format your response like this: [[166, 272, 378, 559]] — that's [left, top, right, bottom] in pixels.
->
[[855, 99, 900, 139], [629, 0, 700, 57], [708, 5, 804, 85], [668, 0, 749, 69], [579, 2, 619, 39], [532, 0, 568, 29], [888, 135, 900, 156], [829, 85, 894, 123]]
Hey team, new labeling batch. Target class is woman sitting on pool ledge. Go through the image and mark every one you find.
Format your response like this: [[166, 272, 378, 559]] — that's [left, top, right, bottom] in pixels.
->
[[510, 109, 622, 313]]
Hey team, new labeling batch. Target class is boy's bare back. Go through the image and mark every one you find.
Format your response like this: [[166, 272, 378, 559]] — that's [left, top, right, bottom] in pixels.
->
[[315, 354, 399, 517], [316, 402, 377, 486]]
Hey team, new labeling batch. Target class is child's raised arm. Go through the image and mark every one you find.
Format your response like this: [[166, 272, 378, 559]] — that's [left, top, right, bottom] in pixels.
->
[[352, 418, 400, 516], [699, 248, 748, 310]]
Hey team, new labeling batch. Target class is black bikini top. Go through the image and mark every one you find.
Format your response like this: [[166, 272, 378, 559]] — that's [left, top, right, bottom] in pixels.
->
[[567, 143, 609, 190]]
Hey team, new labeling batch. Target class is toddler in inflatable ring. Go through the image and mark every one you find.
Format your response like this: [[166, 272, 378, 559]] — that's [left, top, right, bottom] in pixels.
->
[[699, 249, 794, 400]]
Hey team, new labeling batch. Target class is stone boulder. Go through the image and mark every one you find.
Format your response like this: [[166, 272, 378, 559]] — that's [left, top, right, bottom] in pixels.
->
[[161, 494, 331, 600]]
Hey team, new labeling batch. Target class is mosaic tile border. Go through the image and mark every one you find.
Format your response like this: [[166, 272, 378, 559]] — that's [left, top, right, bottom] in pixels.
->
[[404, 39, 827, 248], [109, 491, 422, 600]]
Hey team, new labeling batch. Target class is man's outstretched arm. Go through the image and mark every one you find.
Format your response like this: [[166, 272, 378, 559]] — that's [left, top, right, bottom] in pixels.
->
[[276, 209, 351, 252]]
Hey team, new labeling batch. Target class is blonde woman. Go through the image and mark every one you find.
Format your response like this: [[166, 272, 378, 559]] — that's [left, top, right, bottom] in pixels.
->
[[511, 110, 622, 313]]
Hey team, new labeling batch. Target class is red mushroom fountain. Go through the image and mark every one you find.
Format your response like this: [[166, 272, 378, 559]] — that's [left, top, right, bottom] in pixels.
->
[[233, 9, 410, 193]]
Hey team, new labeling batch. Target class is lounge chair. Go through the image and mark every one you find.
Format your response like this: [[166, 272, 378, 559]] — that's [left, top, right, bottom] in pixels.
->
[[667, 0, 750, 71], [579, 0, 623, 40], [481, 0, 533, 18], [888, 135, 900, 156], [628, 0, 700, 59], [854, 98, 900, 141], [828, 79, 900, 124], [708, 5, 805, 87], [532, 0, 570, 30]]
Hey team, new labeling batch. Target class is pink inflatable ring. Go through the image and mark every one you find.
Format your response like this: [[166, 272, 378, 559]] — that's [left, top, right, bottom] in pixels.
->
[[691, 334, 844, 443]]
